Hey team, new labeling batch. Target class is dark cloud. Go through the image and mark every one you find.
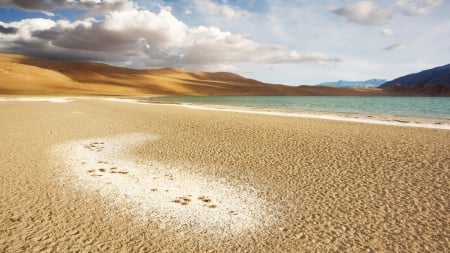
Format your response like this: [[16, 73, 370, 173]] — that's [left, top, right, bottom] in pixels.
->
[[0, 0, 133, 12], [1, 0, 70, 11], [32, 24, 136, 52], [27, 0, 64, 10], [0, 24, 17, 34]]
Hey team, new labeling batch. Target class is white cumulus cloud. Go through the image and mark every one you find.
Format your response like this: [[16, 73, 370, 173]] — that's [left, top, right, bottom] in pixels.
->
[[0, 7, 338, 70], [396, 0, 442, 15], [381, 28, 395, 37], [333, 1, 391, 25], [195, 0, 252, 21]]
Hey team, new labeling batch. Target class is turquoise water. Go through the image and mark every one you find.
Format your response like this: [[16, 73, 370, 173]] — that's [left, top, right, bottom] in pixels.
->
[[147, 96, 450, 119]]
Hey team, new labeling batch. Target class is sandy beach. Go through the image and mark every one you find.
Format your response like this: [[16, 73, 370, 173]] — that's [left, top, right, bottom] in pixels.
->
[[0, 98, 449, 252]]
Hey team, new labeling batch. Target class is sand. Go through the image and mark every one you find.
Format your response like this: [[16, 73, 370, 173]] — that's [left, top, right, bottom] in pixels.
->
[[0, 98, 449, 252], [0, 53, 384, 96], [53, 133, 273, 234]]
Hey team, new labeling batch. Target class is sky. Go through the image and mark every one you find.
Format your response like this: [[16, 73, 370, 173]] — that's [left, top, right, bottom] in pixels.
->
[[0, 0, 448, 85]]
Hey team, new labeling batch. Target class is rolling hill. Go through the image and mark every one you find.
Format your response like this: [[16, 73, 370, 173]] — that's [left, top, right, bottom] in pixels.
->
[[0, 53, 382, 96]]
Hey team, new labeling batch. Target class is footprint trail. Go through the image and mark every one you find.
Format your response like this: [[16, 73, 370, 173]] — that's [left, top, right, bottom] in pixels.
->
[[53, 133, 274, 234]]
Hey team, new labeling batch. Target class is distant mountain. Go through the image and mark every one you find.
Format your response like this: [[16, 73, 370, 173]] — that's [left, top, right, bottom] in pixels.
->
[[380, 64, 450, 88], [380, 64, 450, 96], [317, 79, 387, 88]]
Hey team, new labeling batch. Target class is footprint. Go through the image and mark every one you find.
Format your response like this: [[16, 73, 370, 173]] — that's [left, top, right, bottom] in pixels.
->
[[55, 133, 270, 234], [164, 174, 174, 180], [198, 196, 218, 208], [173, 196, 192, 206], [199, 196, 212, 203]]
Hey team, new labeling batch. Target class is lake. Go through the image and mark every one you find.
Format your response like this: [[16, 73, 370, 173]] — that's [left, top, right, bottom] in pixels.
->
[[146, 96, 450, 119]]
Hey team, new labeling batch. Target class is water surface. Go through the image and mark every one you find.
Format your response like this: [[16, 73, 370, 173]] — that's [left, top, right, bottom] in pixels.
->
[[147, 96, 450, 119]]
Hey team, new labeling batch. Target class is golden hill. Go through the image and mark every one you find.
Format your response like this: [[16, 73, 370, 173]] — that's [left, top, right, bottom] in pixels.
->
[[0, 53, 382, 96]]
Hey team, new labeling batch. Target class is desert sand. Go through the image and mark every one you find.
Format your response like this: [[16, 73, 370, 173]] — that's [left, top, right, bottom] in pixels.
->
[[0, 98, 449, 252], [0, 53, 382, 96]]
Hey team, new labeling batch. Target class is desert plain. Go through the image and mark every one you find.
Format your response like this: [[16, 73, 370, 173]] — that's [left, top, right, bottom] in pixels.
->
[[0, 98, 449, 252]]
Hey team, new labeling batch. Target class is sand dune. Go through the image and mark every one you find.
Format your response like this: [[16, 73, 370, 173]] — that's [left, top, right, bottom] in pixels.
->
[[0, 53, 383, 96]]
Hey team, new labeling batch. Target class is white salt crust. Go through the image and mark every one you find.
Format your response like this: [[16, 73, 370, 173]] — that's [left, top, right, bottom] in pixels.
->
[[0, 97, 74, 103], [177, 104, 450, 130], [53, 133, 274, 235]]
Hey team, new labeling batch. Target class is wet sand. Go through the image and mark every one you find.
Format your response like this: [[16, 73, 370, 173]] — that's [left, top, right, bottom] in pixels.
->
[[0, 98, 449, 252]]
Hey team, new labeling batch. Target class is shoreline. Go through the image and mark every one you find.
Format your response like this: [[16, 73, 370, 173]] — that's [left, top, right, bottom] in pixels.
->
[[2, 96, 449, 130], [172, 103, 450, 130], [104, 97, 450, 130]]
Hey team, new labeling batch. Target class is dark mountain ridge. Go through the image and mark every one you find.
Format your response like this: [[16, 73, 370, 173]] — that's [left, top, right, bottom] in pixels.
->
[[381, 64, 450, 88]]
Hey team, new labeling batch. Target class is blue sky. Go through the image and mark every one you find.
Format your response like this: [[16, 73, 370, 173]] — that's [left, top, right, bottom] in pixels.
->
[[0, 0, 448, 85]]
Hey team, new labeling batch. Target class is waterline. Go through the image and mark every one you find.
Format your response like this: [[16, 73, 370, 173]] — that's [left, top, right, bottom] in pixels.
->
[[147, 96, 450, 120]]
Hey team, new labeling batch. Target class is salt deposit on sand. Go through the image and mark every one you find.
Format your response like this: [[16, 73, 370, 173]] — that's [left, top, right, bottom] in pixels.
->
[[3, 96, 449, 130], [100, 97, 450, 130], [0, 97, 74, 103], [53, 133, 274, 235], [177, 104, 450, 130]]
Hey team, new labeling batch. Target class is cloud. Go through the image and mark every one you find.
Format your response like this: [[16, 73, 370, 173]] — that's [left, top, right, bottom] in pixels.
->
[[195, 0, 252, 21], [179, 26, 339, 65], [198, 64, 239, 73], [383, 42, 406, 51], [0, 7, 338, 69], [333, 1, 391, 25], [396, 0, 442, 15], [0, 24, 18, 34], [380, 28, 395, 37], [0, 0, 134, 12], [41, 11, 55, 17]]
